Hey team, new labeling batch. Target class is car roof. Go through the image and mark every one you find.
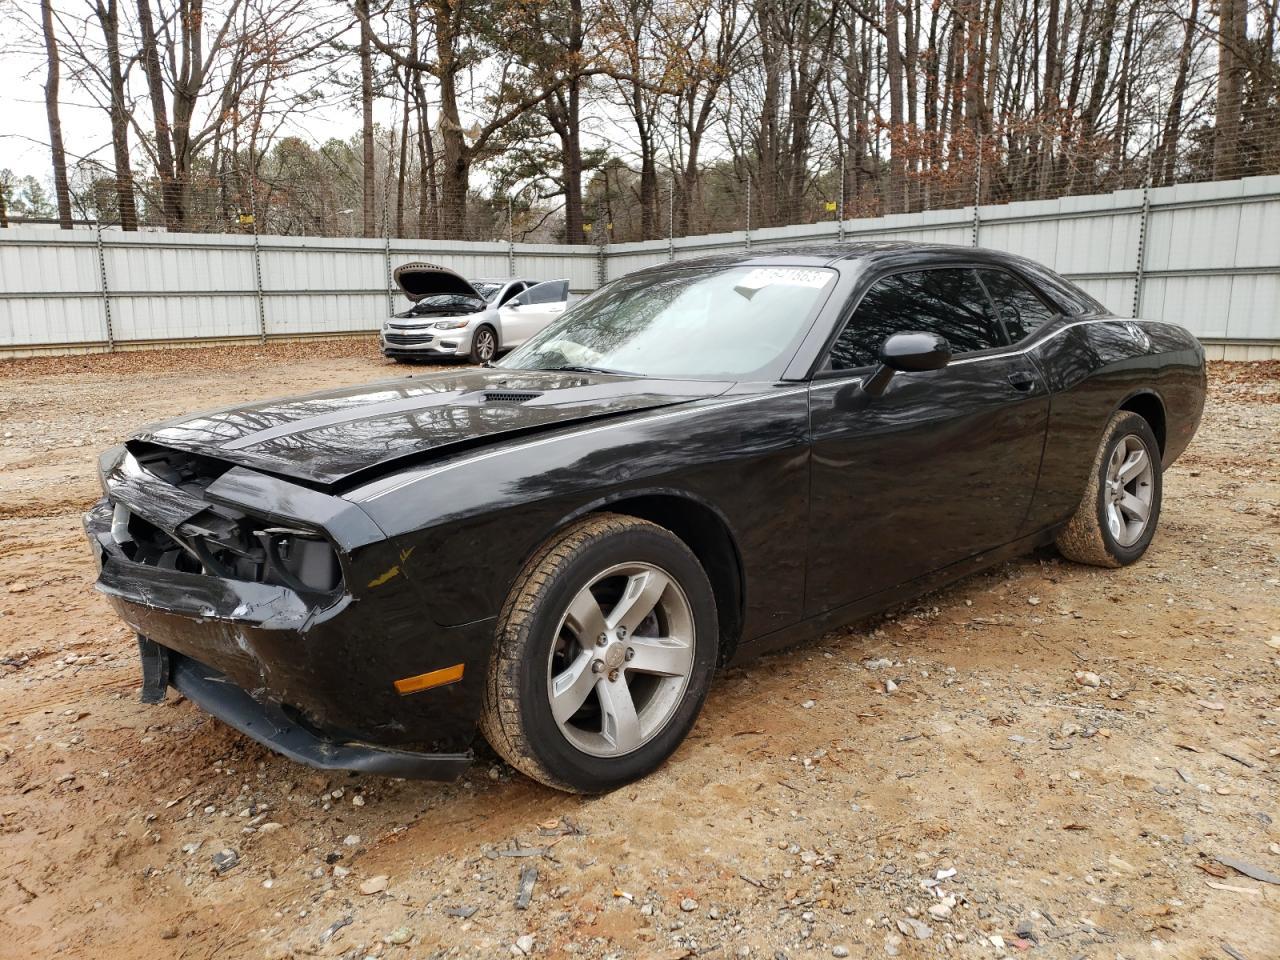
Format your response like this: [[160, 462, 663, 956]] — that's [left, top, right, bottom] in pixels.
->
[[633, 241, 1035, 271], [625, 241, 1106, 315]]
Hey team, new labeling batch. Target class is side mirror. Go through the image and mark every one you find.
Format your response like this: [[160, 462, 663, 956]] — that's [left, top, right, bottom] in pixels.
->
[[507, 300, 522, 309], [862, 332, 952, 397]]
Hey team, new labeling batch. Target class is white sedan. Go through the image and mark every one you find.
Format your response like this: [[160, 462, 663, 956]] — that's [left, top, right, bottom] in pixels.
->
[[381, 263, 572, 363]]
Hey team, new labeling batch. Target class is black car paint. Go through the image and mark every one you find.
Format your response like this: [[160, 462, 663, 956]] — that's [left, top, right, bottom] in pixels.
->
[[84, 242, 1206, 775], [129, 371, 730, 487]]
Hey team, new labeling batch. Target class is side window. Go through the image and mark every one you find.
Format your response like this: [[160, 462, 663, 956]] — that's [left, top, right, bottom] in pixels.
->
[[827, 269, 1004, 371], [523, 279, 570, 305], [977, 269, 1058, 341], [498, 282, 525, 306]]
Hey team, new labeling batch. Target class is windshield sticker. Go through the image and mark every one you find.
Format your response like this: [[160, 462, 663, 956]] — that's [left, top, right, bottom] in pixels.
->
[[733, 267, 832, 299]]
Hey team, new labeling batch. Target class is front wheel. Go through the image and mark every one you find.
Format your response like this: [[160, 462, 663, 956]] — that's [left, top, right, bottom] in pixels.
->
[[1056, 410, 1163, 567], [469, 325, 498, 364], [480, 514, 717, 793]]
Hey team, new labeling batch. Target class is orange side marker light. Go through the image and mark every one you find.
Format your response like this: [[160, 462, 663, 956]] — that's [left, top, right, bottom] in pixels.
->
[[393, 663, 465, 696]]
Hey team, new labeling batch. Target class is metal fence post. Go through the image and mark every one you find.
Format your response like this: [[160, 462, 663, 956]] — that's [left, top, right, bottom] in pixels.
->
[[384, 229, 393, 319], [838, 152, 846, 242], [745, 178, 752, 252], [508, 194, 516, 277], [1132, 169, 1153, 319], [249, 186, 267, 345], [93, 219, 115, 352], [595, 203, 607, 288], [972, 134, 983, 247], [667, 185, 675, 262]]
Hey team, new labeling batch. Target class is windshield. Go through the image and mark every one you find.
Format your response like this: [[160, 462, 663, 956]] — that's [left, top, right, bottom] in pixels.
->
[[473, 281, 503, 302], [499, 265, 835, 379]]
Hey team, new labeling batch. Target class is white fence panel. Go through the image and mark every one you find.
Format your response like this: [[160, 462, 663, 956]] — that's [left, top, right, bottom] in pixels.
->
[[2, 175, 1278, 354], [0, 228, 106, 347]]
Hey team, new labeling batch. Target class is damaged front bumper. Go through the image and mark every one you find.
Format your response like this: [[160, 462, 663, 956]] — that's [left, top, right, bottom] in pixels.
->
[[84, 448, 494, 780], [138, 638, 469, 778]]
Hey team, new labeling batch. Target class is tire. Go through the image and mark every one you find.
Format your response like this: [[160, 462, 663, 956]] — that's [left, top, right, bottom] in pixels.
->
[[469, 325, 498, 364], [481, 513, 718, 793], [1055, 410, 1163, 567]]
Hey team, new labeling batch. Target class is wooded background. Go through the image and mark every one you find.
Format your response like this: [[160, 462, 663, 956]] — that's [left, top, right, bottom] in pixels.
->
[[3, 0, 1278, 243]]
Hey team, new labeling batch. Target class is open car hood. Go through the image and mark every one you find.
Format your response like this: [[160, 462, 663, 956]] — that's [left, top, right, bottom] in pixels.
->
[[392, 262, 482, 302], [130, 369, 731, 489]]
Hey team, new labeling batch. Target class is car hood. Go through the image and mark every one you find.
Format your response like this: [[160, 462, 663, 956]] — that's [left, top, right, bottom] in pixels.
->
[[130, 368, 733, 489], [392, 261, 482, 302]]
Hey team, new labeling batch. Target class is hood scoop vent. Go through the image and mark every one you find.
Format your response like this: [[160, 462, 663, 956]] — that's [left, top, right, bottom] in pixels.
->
[[482, 390, 544, 404]]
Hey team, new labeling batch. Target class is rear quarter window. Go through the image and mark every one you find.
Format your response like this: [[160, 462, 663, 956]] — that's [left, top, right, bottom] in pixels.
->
[[977, 269, 1059, 342]]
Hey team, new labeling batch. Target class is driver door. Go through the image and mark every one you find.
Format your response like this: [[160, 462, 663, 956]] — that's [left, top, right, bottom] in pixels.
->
[[805, 267, 1050, 616], [499, 279, 570, 347]]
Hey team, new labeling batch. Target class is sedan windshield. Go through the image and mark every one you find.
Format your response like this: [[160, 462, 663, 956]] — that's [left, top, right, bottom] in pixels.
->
[[499, 265, 835, 379]]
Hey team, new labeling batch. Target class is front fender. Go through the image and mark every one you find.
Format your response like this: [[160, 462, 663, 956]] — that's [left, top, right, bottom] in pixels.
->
[[348, 387, 811, 635]]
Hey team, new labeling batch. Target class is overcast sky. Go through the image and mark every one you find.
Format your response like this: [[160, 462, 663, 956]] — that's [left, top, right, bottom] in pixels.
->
[[0, 42, 363, 185]]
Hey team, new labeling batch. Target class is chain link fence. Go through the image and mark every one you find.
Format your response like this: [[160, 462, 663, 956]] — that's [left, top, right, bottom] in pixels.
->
[[4, 123, 1278, 248]]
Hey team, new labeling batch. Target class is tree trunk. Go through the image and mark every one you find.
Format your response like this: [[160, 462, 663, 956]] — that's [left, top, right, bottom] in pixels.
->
[[1157, 0, 1199, 184], [40, 0, 73, 228], [396, 70, 409, 238], [169, 0, 202, 231], [434, 3, 468, 240], [406, 2, 435, 238], [357, 0, 376, 237], [559, 89, 585, 243], [885, 0, 907, 214], [96, 0, 137, 230], [1214, 0, 1247, 178], [1039, 0, 1061, 197], [1080, 0, 1119, 137], [136, 0, 180, 229]]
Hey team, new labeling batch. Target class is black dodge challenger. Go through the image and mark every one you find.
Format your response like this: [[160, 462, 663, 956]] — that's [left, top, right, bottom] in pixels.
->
[[85, 242, 1206, 793]]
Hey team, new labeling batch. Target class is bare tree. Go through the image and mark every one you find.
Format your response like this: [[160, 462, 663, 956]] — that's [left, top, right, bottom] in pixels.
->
[[41, 0, 75, 227]]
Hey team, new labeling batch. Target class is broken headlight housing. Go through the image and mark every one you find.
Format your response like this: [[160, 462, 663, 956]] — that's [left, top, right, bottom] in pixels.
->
[[112, 503, 342, 594], [106, 444, 343, 595]]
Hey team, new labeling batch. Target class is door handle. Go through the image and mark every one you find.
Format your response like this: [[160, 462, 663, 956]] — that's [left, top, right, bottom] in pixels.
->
[[1007, 372, 1036, 392]]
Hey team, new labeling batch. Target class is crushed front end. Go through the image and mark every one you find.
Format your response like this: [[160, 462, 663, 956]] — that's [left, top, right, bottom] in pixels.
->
[[84, 443, 490, 779]]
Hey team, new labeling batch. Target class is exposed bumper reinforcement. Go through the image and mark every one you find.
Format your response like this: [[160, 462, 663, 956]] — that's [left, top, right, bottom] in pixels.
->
[[155, 642, 472, 781]]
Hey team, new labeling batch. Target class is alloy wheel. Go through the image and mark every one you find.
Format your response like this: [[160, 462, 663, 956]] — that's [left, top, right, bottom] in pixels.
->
[[1104, 434, 1155, 547], [475, 330, 496, 361], [546, 562, 695, 758]]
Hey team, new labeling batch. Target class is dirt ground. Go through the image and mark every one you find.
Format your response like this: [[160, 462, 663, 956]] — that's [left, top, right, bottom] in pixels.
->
[[0, 340, 1277, 960]]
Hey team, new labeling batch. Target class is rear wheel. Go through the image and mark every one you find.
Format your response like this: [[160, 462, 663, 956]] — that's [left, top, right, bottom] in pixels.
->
[[469, 325, 498, 364], [1056, 410, 1162, 567], [480, 514, 717, 793]]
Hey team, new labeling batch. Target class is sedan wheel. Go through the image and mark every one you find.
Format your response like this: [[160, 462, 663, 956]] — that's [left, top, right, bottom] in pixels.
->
[[481, 514, 717, 793], [470, 326, 497, 363], [1056, 409, 1163, 567]]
